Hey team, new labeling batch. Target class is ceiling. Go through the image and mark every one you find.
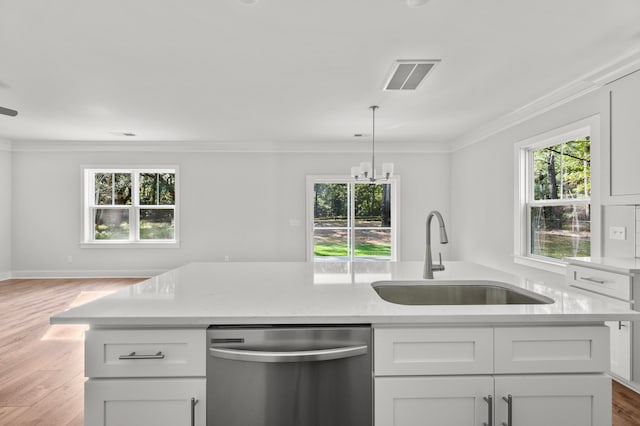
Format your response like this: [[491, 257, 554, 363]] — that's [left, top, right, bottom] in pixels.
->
[[1, 0, 639, 147]]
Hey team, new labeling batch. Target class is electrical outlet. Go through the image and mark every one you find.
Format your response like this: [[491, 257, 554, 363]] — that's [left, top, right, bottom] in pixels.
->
[[609, 226, 627, 240], [67, 255, 73, 263]]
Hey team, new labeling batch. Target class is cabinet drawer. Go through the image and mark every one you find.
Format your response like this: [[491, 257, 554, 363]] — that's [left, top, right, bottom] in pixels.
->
[[494, 326, 609, 374], [566, 265, 631, 301], [86, 329, 206, 378], [374, 327, 493, 375]]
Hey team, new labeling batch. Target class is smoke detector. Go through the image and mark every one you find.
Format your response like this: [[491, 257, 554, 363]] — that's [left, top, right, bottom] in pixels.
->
[[383, 59, 440, 90]]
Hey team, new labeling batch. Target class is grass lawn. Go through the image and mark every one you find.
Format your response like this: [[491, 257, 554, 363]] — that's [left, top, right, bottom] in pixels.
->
[[532, 231, 590, 259], [314, 242, 391, 257], [314, 228, 392, 258]]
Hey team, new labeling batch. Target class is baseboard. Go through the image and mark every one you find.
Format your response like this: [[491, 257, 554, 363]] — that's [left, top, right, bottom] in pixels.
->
[[0, 271, 11, 281], [8, 269, 164, 279]]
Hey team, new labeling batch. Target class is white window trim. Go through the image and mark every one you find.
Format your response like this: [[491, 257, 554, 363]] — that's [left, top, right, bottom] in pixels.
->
[[80, 165, 180, 248], [305, 175, 400, 262], [513, 115, 600, 273]]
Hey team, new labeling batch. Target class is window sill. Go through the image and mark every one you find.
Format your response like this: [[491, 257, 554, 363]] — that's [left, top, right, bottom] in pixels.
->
[[513, 255, 567, 275], [80, 241, 180, 249]]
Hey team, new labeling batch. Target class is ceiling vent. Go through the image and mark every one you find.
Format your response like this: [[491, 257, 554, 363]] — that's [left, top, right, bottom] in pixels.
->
[[384, 59, 440, 91]]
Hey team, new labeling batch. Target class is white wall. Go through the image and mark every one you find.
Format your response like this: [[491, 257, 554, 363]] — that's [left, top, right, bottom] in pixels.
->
[[601, 205, 636, 258], [450, 91, 602, 277], [0, 142, 11, 279], [10, 148, 450, 276]]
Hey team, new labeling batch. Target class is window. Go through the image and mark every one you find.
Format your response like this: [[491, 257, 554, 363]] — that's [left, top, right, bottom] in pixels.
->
[[83, 168, 178, 245], [307, 176, 398, 261], [515, 118, 598, 267]]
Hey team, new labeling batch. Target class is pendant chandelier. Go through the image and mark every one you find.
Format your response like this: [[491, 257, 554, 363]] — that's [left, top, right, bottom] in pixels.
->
[[351, 105, 394, 182]]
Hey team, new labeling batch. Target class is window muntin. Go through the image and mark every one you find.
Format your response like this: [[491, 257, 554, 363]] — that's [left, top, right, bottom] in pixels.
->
[[84, 168, 177, 244], [525, 137, 591, 260], [310, 178, 396, 261]]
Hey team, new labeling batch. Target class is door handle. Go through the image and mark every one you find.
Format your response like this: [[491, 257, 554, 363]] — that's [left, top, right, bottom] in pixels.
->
[[578, 276, 606, 284], [190, 397, 198, 426], [209, 344, 368, 363], [483, 395, 493, 426], [118, 351, 165, 360], [501, 395, 512, 426]]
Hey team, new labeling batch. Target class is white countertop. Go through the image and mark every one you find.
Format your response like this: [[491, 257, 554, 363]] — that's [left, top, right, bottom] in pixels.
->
[[50, 261, 640, 327], [566, 256, 640, 274]]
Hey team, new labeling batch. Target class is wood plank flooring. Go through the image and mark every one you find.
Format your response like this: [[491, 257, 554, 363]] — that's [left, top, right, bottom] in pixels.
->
[[1, 277, 640, 425], [0, 278, 144, 426]]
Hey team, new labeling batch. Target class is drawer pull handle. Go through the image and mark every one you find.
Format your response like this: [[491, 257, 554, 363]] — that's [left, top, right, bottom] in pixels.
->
[[579, 276, 606, 284], [483, 395, 493, 426], [190, 397, 198, 426], [501, 395, 512, 426], [118, 351, 165, 360], [619, 321, 627, 330]]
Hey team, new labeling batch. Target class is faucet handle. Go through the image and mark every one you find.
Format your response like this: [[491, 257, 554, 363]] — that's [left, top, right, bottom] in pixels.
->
[[435, 252, 445, 271]]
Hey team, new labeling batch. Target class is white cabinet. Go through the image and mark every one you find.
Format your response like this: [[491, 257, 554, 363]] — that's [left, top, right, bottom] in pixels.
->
[[374, 327, 493, 375], [374, 326, 611, 426], [494, 375, 611, 426], [607, 319, 632, 380], [375, 375, 610, 426], [375, 376, 493, 426], [602, 69, 640, 203], [493, 326, 609, 374], [85, 328, 205, 377], [566, 263, 635, 382], [84, 328, 207, 426], [85, 378, 205, 426]]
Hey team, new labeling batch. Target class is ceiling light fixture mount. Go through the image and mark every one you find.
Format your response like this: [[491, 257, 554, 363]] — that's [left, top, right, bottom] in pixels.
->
[[351, 106, 394, 183], [406, 0, 430, 7]]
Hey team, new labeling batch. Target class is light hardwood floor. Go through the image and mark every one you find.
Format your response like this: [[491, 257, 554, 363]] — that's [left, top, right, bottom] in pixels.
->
[[1, 278, 639, 425], [0, 278, 144, 425]]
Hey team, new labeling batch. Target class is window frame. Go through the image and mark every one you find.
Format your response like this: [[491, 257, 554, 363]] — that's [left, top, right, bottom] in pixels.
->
[[306, 175, 399, 262], [81, 166, 180, 248], [514, 116, 600, 272]]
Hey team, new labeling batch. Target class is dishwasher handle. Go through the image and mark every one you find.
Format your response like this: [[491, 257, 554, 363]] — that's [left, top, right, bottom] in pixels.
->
[[209, 344, 368, 363]]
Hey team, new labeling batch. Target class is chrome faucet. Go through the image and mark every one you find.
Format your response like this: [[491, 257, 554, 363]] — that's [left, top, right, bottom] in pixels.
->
[[424, 210, 448, 279]]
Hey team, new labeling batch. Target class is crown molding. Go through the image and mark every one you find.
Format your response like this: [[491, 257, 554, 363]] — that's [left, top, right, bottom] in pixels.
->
[[450, 49, 640, 152], [9, 139, 450, 154]]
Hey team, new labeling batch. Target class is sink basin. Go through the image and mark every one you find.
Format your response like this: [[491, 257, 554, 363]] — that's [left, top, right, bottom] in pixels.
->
[[371, 280, 553, 305]]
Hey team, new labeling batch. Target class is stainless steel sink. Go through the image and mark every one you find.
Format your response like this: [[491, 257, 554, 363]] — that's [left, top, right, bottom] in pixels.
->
[[371, 280, 553, 305]]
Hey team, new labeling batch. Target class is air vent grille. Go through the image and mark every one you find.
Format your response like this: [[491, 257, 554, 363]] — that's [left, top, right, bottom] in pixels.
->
[[384, 60, 440, 90]]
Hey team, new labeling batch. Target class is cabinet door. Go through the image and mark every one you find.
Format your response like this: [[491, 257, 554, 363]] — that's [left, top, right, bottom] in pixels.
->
[[603, 69, 640, 203], [85, 378, 206, 426], [375, 376, 493, 426], [607, 320, 632, 380], [494, 374, 611, 426]]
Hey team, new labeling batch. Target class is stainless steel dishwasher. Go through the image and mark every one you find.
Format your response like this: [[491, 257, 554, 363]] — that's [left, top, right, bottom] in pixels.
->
[[206, 325, 372, 426]]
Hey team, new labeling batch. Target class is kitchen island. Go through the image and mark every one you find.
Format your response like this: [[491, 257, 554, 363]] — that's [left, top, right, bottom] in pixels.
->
[[51, 261, 640, 426]]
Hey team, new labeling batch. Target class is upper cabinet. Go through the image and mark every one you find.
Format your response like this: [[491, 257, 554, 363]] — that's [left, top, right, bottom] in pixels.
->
[[602, 69, 640, 204]]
